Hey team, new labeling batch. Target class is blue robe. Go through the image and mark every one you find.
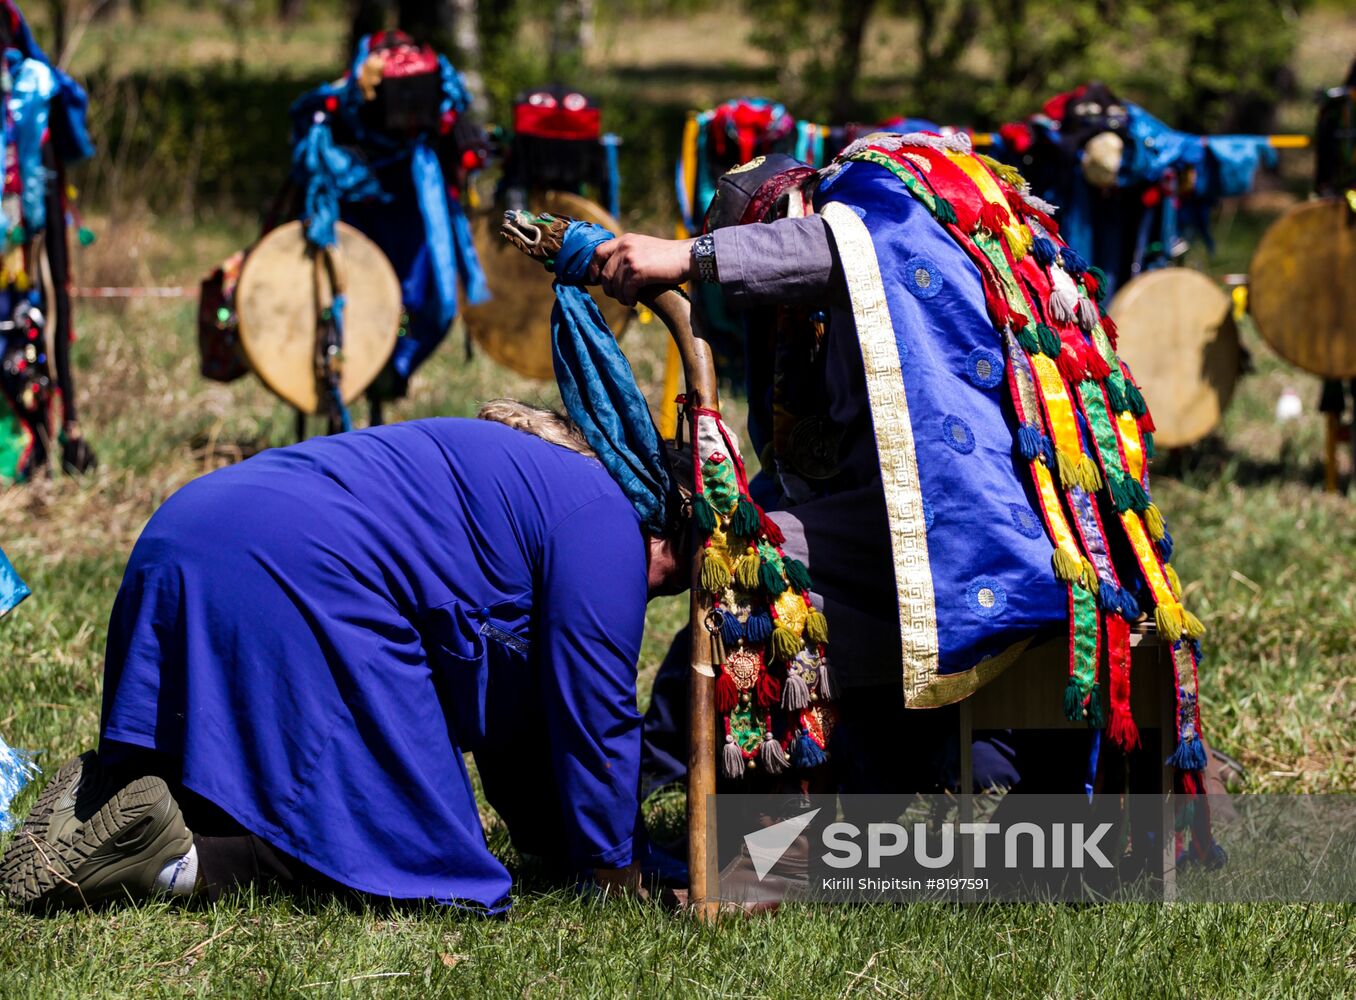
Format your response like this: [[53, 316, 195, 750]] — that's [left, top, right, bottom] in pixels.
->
[[98, 419, 647, 911]]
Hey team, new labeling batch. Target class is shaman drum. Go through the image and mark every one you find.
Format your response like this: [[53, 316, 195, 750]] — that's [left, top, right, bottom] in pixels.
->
[[463, 190, 632, 380], [1109, 268, 1238, 449], [235, 221, 401, 414], [1249, 198, 1356, 379]]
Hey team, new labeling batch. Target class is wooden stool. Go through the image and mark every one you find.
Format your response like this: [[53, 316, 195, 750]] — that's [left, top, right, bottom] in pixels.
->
[[957, 624, 1177, 898]]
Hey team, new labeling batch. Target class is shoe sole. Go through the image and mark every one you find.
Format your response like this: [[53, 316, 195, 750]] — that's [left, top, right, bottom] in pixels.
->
[[1, 751, 192, 909]]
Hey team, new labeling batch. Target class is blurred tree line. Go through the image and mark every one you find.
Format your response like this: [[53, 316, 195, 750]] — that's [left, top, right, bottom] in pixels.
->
[[37, 0, 1311, 218]]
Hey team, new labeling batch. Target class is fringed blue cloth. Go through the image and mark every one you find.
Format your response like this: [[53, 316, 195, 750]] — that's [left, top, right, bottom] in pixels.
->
[[0, 545, 34, 831], [549, 222, 674, 535], [294, 120, 387, 249]]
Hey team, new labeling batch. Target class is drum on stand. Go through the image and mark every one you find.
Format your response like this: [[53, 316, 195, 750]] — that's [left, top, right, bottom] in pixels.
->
[[463, 190, 632, 380], [1109, 268, 1238, 449], [1250, 198, 1356, 490], [235, 221, 402, 414]]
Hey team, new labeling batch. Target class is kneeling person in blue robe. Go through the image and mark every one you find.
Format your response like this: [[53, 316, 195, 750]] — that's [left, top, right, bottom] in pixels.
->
[[1, 406, 689, 912]]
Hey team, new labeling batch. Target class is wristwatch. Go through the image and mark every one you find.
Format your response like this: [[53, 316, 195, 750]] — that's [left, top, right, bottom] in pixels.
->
[[691, 233, 719, 283]]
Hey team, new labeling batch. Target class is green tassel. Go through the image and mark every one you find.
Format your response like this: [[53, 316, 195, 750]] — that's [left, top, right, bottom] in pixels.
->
[[1063, 677, 1084, 722], [805, 608, 829, 645], [734, 547, 761, 591], [1087, 685, 1106, 728], [1052, 547, 1083, 582], [933, 196, 958, 226], [1016, 325, 1042, 355], [759, 558, 786, 598], [1143, 431, 1156, 460], [692, 494, 717, 537], [700, 549, 731, 593], [1125, 381, 1147, 417], [1078, 456, 1103, 492], [730, 496, 761, 539], [1036, 323, 1062, 357], [771, 624, 801, 662], [1125, 477, 1150, 512], [1106, 379, 1130, 415], [783, 557, 812, 593]]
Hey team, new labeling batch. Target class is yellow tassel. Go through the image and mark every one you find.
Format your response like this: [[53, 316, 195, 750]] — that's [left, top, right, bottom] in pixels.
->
[[1052, 547, 1083, 583], [1080, 557, 1100, 594], [1165, 563, 1183, 600], [771, 624, 801, 662], [1055, 449, 1081, 489], [1154, 601, 1185, 639], [734, 547, 760, 591], [805, 608, 829, 645], [1078, 456, 1103, 492], [1183, 609, 1206, 639], [700, 549, 731, 593], [1004, 224, 1032, 261], [1144, 504, 1165, 540]]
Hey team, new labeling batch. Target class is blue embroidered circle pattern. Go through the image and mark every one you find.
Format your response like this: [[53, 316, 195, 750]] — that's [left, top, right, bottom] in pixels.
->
[[1009, 503, 1043, 539], [966, 577, 1008, 619], [922, 497, 935, 530], [903, 256, 943, 300], [942, 415, 975, 454], [965, 348, 1004, 389]]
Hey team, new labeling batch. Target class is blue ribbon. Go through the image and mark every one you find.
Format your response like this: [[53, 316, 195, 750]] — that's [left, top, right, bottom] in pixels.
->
[[550, 222, 673, 534], [295, 120, 386, 249]]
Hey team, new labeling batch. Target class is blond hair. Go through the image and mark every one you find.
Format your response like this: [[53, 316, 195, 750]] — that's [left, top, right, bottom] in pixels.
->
[[478, 398, 695, 530]]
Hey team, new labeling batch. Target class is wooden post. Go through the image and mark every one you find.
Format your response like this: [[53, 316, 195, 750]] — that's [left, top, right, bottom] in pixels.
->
[[1325, 412, 1341, 494]]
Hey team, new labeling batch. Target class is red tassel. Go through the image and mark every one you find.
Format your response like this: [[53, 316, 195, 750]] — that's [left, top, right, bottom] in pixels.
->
[[1138, 410, 1156, 434], [1082, 271, 1101, 301], [1084, 347, 1112, 382], [1105, 614, 1138, 750], [759, 510, 785, 546], [716, 671, 739, 714], [756, 670, 782, 708], [1009, 310, 1029, 330], [1056, 343, 1086, 384], [1004, 186, 1028, 218], [1100, 313, 1118, 346], [977, 201, 1010, 234]]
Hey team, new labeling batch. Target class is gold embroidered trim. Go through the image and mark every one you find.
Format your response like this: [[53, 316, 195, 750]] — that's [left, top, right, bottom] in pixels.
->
[[820, 202, 939, 705]]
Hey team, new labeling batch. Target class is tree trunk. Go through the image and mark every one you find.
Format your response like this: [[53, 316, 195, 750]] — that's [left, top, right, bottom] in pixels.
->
[[829, 0, 875, 121], [279, 0, 307, 24], [549, 0, 592, 79]]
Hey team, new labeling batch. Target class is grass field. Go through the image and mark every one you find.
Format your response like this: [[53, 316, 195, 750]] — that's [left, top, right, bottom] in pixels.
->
[[1, 6, 1355, 997]]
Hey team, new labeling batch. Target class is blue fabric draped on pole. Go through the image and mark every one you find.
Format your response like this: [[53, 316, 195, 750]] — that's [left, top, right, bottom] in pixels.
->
[[0, 544, 34, 832], [549, 222, 674, 535], [295, 121, 387, 249]]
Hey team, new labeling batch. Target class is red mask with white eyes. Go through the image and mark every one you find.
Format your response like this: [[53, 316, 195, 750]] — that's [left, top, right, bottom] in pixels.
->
[[513, 85, 601, 140]]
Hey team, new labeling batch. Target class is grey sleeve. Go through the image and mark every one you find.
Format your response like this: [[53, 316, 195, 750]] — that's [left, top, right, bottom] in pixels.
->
[[710, 214, 844, 306]]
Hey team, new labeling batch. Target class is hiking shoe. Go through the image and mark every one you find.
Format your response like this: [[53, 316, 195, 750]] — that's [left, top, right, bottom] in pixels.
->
[[0, 750, 193, 909]]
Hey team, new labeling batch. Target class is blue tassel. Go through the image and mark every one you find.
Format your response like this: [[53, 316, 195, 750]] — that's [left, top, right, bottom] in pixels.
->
[[791, 731, 828, 769], [1118, 587, 1141, 621], [1032, 236, 1058, 268], [719, 613, 744, 647], [1017, 423, 1043, 461], [1167, 734, 1208, 772], [0, 738, 39, 833], [744, 612, 773, 643], [1039, 435, 1057, 470], [1098, 582, 1126, 616], [1060, 246, 1088, 275], [1157, 530, 1174, 561], [1191, 640, 1205, 663]]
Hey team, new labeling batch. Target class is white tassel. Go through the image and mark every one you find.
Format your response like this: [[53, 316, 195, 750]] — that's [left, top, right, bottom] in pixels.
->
[[1076, 296, 1100, 331], [1022, 192, 1059, 216], [722, 736, 746, 779], [1049, 267, 1080, 324], [782, 670, 811, 711], [759, 734, 790, 774], [817, 657, 837, 701]]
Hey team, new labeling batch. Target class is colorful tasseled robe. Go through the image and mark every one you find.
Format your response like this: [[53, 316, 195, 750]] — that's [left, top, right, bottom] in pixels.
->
[[802, 131, 1208, 784]]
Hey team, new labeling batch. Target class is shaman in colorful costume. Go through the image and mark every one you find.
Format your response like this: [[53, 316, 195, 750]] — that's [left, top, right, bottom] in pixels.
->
[[500, 84, 620, 218], [0, 0, 95, 484], [1, 410, 692, 910], [994, 83, 1275, 296], [633, 135, 1216, 827], [288, 30, 489, 404], [1314, 59, 1356, 439]]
